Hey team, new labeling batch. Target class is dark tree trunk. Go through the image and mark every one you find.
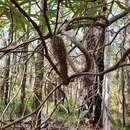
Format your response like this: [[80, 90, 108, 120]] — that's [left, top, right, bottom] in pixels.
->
[[19, 46, 28, 115], [79, 17, 107, 126]]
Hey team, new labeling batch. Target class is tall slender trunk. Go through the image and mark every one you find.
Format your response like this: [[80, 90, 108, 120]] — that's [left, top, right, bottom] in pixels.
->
[[19, 46, 28, 115], [3, 25, 12, 105], [32, 44, 44, 130], [103, 45, 111, 130], [4, 54, 10, 105], [19, 2, 31, 115], [121, 45, 126, 126], [126, 70, 130, 112], [121, 66, 126, 126], [118, 36, 126, 126]]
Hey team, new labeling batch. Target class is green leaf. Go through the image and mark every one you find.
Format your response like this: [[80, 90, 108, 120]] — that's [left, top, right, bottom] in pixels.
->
[[86, 6, 99, 16], [12, 9, 29, 31]]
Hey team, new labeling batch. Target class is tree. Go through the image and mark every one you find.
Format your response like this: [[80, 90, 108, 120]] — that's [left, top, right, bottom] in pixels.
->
[[32, 44, 44, 130], [0, 0, 130, 130]]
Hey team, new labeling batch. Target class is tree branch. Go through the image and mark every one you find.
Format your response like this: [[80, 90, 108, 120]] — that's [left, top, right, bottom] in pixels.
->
[[61, 31, 92, 72], [43, 0, 53, 37], [10, 0, 61, 77]]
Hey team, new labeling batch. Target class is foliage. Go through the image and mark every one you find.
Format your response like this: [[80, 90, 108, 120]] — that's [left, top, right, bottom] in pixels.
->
[[0, 0, 130, 129]]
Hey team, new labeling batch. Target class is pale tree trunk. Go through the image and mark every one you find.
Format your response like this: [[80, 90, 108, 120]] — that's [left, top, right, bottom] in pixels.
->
[[117, 54, 126, 126], [4, 54, 10, 105], [32, 44, 44, 130], [118, 52, 126, 126], [118, 37, 126, 126], [103, 45, 111, 130], [0, 39, 5, 101], [3, 25, 12, 105], [118, 71, 122, 113]]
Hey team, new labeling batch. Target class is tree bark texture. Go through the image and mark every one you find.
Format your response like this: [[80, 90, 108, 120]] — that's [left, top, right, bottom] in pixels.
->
[[79, 17, 107, 126], [32, 44, 44, 130]]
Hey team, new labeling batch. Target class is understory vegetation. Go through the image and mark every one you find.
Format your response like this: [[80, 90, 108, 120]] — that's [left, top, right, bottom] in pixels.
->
[[0, 0, 130, 130]]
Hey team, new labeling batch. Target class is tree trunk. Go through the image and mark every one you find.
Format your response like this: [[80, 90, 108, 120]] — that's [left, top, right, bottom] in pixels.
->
[[4, 54, 10, 105], [32, 44, 44, 130], [121, 66, 126, 126], [3, 25, 12, 105], [19, 46, 28, 116], [19, 2, 31, 115], [103, 45, 111, 130], [79, 17, 107, 126], [126, 70, 130, 112]]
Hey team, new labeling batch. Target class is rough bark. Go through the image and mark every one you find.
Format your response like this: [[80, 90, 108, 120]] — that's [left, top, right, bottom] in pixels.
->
[[19, 2, 31, 115], [52, 36, 69, 85], [4, 54, 10, 105], [2, 26, 11, 105], [32, 44, 44, 130], [79, 17, 107, 126], [19, 45, 28, 115]]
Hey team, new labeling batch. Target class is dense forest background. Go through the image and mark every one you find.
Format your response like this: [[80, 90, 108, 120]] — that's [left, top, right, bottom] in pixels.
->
[[0, 0, 130, 130]]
